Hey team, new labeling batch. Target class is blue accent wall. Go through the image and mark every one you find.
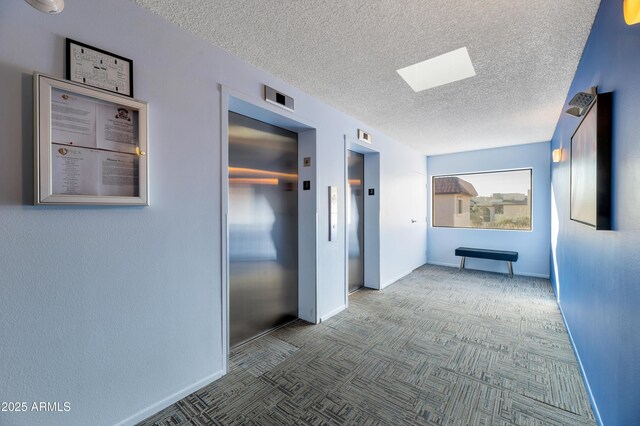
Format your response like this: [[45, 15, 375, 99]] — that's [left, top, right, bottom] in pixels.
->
[[550, 2, 640, 425], [427, 142, 551, 278]]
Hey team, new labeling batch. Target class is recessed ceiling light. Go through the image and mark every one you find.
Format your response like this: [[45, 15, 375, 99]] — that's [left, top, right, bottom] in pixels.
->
[[397, 47, 476, 92]]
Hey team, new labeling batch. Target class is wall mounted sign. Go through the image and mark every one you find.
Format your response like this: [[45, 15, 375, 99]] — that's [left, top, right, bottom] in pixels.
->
[[358, 129, 372, 144], [66, 38, 134, 97], [570, 92, 612, 230], [264, 85, 294, 112], [34, 73, 148, 205]]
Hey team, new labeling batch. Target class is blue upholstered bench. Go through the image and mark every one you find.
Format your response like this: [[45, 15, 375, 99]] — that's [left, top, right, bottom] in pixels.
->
[[455, 247, 519, 278]]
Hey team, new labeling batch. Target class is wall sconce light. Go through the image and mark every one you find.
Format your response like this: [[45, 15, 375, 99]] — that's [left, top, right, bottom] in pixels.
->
[[24, 0, 64, 14], [624, 0, 640, 25], [564, 87, 597, 117], [552, 148, 563, 163]]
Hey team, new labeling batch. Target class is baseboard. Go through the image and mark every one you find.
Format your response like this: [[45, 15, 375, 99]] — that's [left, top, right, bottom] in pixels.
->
[[114, 370, 224, 426], [380, 264, 424, 289], [426, 261, 549, 279], [426, 260, 460, 268], [556, 303, 603, 426], [319, 304, 346, 323]]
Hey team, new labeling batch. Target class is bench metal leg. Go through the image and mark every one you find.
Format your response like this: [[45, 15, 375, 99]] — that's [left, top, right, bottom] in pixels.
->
[[508, 261, 513, 278], [459, 256, 466, 271]]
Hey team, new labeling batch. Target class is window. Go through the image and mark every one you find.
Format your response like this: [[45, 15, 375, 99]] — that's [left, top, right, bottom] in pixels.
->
[[432, 169, 532, 230]]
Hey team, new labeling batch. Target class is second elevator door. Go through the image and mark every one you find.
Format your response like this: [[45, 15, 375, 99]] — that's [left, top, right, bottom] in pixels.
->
[[228, 112, 298, 347], [347, 151, 365, 293]]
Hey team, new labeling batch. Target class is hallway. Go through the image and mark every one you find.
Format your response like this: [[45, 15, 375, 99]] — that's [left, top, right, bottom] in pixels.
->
[[140, 265, 594, 425]]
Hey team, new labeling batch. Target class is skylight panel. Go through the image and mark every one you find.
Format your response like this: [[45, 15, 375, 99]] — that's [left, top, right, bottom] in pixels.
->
[[397, 47, 476, 92]]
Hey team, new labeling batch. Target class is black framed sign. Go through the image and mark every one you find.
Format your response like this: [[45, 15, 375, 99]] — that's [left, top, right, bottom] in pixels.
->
[[570, 92, 612, 230], [66, 38, 133, 97]]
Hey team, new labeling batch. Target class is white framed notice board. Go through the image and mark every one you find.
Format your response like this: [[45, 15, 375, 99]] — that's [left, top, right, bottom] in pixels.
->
[[34, 73, 149, 205]]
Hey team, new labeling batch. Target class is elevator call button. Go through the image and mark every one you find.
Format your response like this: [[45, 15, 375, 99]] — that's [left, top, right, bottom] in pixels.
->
[[329, 186, 338, 241], [368, 188, 375, 196], [303, 180, 311, 190]]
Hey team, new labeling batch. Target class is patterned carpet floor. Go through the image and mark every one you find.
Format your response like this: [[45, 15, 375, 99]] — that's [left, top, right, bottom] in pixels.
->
[[138, 265, 595, 425]]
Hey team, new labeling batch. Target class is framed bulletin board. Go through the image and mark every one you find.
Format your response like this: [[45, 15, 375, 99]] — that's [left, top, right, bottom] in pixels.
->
[[34, 73, 148, 205]]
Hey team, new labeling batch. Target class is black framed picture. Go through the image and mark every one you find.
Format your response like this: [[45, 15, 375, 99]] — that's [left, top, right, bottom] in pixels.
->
[[570, 92, 612, 230], [65, 38, 134, 97]]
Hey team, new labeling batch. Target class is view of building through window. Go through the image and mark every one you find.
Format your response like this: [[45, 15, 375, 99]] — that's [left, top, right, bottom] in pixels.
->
[[432, 169, 532, 230]]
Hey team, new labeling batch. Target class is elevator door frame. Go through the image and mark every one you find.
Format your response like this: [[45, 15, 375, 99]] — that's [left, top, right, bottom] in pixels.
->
[[343, 135, 381, 309], [221, 86, 319, 374]]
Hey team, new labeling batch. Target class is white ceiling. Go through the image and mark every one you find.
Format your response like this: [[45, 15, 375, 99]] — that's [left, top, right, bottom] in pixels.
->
[[134, 0, 600, 155]]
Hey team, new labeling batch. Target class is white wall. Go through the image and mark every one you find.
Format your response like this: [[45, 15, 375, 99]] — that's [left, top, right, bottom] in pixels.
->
[[0, 1, 426, 425], [380, 147, 428, 287], [427, 142, 550, 278]]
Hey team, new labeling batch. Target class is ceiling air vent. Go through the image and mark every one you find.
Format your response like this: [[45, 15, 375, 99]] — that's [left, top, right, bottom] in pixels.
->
[[358, 129, 372, 144], [264, 85, 294, 112]]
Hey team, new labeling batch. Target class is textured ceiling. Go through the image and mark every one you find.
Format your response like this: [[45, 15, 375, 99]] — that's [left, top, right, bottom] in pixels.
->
[[133, 0, 600, 155]]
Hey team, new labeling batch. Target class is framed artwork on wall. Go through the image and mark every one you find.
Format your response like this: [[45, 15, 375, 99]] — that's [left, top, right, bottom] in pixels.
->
[[570, 92, 612, 230], [34, 73, 148, 205], [66, 38, 134, 97]]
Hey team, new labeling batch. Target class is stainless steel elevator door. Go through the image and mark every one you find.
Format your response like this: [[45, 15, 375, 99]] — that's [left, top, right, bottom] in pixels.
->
[[228, 112, 298, 347], [347, 151, 365, 293]]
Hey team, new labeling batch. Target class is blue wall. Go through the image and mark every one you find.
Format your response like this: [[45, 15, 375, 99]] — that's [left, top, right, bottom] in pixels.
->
[[550, 2, 640, 425], [427, 142, 551, 278]]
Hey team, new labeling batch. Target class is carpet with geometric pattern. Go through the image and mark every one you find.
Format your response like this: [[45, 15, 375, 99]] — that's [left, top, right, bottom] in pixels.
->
[[138, 265, 595, 425]]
